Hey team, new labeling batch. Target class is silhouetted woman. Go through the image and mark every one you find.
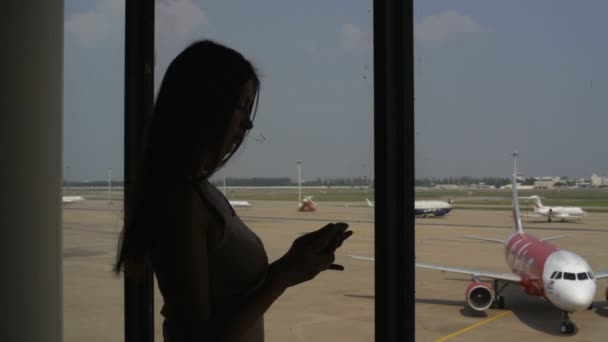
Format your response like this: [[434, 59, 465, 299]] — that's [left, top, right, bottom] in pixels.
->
[[115, 40, 352, 342]]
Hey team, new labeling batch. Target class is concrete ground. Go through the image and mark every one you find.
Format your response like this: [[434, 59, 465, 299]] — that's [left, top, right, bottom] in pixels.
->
[[63, 199, 608, 341]]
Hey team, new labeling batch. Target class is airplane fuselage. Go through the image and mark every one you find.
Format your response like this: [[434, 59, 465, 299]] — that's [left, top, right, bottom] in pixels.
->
[[530, 196, 585, 221], [537, 207, 584, 215], [505, 232, 596, 312], [535, 206, 585, 219], [415, 200, 452, 217]]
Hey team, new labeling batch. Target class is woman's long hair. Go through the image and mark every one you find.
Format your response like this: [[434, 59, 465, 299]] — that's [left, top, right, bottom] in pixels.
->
[[114, 40, 260, 276]]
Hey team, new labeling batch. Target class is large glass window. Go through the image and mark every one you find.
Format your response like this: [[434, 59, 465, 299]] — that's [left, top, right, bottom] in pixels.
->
[[63, 1, 124, 341], [154, 1, 374, 340], [414, 1, 608, 339]]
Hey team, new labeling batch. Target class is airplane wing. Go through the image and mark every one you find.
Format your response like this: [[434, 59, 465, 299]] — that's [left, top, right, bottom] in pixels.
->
[[416, 262, 522, 283], [350, 255, 375, 262], [349, 255, 521, 283], [594, 270, 608, 279], [459, 236, 505, 244], [552, 213, 571, 218], [540, 235, 571, 241], [521, 213, 543, 218]]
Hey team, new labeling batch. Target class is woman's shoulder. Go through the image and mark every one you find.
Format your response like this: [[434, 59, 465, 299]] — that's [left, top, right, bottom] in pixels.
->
[[151, 180, 219, 225], [152, 180, 225, 244], [159, 179, 215, 205]]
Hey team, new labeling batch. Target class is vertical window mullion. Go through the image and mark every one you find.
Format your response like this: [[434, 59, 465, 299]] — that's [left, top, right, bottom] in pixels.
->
[[124, 1, 155, 341], [374, 0, 415, 341]]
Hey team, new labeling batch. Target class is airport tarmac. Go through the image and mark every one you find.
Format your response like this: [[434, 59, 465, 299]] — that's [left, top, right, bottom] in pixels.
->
[[63, 199, 608, 341]]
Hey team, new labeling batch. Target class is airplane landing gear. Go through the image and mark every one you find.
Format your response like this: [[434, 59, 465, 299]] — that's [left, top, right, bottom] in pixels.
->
[[560, 312, 575, 335], [492, 280, 508, 309], [495, 295, 505, 309]]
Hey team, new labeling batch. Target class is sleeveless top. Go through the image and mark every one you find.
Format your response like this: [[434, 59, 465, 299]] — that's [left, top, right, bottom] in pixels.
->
[[158, 180, 269, 342]]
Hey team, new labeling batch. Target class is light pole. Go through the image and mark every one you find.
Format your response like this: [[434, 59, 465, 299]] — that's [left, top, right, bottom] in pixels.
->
[[108, 167, 112, 204], [297, 160, 302, 204], [65, 165, 71, 190], [361, 163, 366, 189]]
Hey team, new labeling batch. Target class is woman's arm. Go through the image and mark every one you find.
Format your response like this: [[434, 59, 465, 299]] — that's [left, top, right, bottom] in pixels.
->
[[165, 187, 351, 341], [207, 264, 286, 341], [209, 223, 352, 341]]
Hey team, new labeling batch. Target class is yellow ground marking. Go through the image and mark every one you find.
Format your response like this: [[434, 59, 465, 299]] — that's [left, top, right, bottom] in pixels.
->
[[434, 311, 513, 342]]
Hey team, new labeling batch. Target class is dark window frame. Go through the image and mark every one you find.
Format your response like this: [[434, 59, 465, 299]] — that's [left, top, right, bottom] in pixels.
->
[[124, 1, 155, 342], [123, 1, 414, 341]]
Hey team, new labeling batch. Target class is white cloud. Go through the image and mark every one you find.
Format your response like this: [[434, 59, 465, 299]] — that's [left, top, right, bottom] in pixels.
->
[[154, 0, 210, 84], [65, 0, 123, 48], [155, 0, 209, 46], [66, 0, 209, 51], [341, 23, 370, 51], [415, 10, 482, 43]]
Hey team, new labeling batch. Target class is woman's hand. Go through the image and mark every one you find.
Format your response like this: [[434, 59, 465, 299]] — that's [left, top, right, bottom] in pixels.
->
[[269, 222, 353, 290]]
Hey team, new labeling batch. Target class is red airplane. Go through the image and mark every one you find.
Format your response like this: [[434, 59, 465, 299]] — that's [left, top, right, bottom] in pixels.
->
[[351, 151, 608, 334]]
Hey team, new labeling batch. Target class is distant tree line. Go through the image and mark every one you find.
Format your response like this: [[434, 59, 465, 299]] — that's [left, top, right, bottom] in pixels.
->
[[211, 177, 373, 187], [64, 176, 523, 188], [64, 180, 124, 187], [212, 177, 292, 187], [415, 176, 511, 188]]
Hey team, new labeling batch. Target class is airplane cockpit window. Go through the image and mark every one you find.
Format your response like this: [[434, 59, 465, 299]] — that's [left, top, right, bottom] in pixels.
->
[[588, 272, 595, 279], [555, 272, 563, 280], [550, 271, 557, 279], [564, 272, 576, 280], [577, 272, 589, 281]]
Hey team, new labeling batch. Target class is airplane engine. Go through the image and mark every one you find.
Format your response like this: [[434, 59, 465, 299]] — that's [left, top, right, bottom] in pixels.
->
[[465, 282, 494, 311]]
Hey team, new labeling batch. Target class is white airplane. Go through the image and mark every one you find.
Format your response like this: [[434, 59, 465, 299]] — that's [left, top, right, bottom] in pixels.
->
[[62, 196, 84, 204], [228, 200, 251, 208], [366, 198, 452, 217], [353, 151, 608, 334], [524, 195, 586, 222], [219, 180, 252, 207]]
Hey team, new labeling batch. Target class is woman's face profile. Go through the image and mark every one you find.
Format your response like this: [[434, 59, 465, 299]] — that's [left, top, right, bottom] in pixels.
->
[[220, 79, 256, 159]]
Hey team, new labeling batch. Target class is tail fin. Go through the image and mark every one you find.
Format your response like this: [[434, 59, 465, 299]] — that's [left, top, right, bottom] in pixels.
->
[[512, 151, 524, 234], [529, 195, 544, 209]]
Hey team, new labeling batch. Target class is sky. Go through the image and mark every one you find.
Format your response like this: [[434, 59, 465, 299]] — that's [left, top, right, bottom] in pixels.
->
[[64, 0, 608, 182]]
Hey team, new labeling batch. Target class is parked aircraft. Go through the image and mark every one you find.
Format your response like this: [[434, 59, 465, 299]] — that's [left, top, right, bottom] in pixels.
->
[[62, 196, 84, 204], [298, 196, 317, 212], [220, 184, 251, 207], [525, 195, 586, 222], [228, 200, 251, 207], [353, 152, 608, 334], [366, 198, 452, 217]]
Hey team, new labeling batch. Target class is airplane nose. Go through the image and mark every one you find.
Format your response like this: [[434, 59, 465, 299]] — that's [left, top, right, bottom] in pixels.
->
[[562, 283, 596, 311]]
